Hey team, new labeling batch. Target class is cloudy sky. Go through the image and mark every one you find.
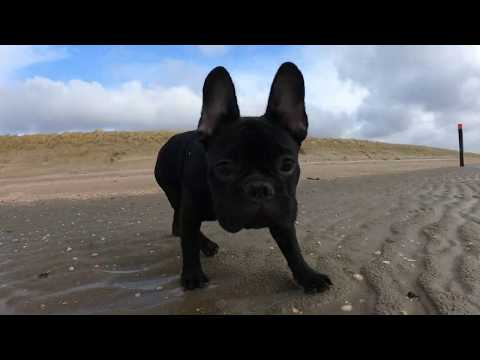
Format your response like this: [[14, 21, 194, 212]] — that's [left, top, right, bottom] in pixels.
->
[[1, 45, 480, 151]]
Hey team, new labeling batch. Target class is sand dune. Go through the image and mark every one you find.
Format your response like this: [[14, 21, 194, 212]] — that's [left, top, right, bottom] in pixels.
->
[[2, 130, 479, 179]]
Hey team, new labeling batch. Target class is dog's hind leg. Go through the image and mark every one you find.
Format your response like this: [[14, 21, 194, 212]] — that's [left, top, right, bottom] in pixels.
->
[[161, 181, 217, 254], [173, 216, 218, 255], [159, 181, 182, 237], [172, 209, 181, 237], [199, 231, 219, 257]]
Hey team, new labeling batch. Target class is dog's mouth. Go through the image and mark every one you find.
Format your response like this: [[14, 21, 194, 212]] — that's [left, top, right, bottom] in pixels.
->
[[243, 206, 272, 229], [217, 205, 273, 232], [218, 218, 243, 233]]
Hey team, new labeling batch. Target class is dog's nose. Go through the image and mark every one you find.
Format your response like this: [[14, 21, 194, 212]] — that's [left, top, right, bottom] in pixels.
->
[[244, 181, 275, 201]]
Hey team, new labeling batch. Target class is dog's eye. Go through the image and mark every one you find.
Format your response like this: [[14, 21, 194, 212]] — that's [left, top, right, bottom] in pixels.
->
[[214, 161, 236, 180], [279, 158, 296, 174]]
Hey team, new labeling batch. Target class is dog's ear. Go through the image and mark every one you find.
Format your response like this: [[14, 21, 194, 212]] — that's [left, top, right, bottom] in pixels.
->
[[265, 62, 308, 143], [197, 66, 240, 140]]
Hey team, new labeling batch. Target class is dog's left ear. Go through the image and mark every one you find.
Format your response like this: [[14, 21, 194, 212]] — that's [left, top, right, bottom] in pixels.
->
[[265, 62, 308, 143]]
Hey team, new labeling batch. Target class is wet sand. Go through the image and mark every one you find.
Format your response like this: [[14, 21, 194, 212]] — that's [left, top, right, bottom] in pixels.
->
[[0, 158, 472, 203], [2, 162, 480, 314]]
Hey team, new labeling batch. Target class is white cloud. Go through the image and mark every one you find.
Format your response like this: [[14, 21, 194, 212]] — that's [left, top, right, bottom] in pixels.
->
[[0, 77, 201, 134], [197, 45, 229, 56], [0, 48, 368, 136], [109, 58, 208, 92], [2, 45, 480, 152], [331, 45, 480, 150], [303, 57, 369, 116], [0, 45, 68, 84]]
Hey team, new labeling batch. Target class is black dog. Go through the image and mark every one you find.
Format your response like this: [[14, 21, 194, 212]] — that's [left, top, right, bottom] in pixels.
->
[[155, 62, 332, 293]]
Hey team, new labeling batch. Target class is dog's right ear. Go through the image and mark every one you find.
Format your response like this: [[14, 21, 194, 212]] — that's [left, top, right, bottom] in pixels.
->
[[197, 66, 240, 141]]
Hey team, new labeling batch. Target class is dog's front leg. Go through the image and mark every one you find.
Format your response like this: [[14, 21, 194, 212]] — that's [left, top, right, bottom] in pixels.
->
[[269, 225, 332, 293], [179, 191, 209, 290]]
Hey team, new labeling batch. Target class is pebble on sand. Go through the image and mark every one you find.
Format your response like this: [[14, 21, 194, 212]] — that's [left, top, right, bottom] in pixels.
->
[[341, 304, 353, 312], [407, 291, 419, 300], [38, 272, 50, 279], [352, 273, 364, 281]]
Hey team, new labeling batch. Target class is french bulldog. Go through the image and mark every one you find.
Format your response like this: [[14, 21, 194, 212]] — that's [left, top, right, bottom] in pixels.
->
[[154, 62, 332, 293]]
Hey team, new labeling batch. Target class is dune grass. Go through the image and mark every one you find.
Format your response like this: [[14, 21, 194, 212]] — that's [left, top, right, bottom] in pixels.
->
[[0, 130, 478, 171]]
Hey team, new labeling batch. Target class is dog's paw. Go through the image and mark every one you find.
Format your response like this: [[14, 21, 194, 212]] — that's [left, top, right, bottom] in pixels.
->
[[296, 271, 332, 294], [201, 239, 219, 257], [181, 269, 209, 290]]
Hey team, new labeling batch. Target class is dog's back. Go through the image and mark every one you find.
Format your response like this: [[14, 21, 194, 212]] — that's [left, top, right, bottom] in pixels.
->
[[154, 130, 199, 187]]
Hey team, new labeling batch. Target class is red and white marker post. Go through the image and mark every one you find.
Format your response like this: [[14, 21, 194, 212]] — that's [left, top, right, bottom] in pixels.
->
[[458, 123, 464, 167]]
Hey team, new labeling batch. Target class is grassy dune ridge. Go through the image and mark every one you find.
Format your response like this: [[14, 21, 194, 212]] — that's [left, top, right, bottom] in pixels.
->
[[0, 131, 176, 170], [0, 130, 478, 176]]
